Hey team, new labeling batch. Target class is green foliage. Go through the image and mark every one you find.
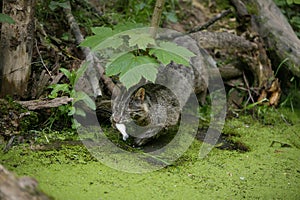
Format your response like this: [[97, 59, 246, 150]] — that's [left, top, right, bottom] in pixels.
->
[[48, 63, 96, 129], [35, 0, 107, 40], [112, 0, 178, 24], [286, 0, 300, 5], [119, 64, 158, 89], [149, 42, 195, 66], [81, 25, 195, 89], [0, 13, 15, 24], [48, 1, 70, 11]]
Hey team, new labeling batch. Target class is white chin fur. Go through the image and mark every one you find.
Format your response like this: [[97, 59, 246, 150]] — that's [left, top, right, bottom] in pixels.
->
[[115, 123, 129, 141]]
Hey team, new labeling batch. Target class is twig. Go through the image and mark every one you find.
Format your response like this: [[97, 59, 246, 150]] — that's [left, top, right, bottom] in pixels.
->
[[35, 39, 52, 77], [189, 9, 232, 33], [64, 1, 116, 96], [243, 71, 254, 103], [225, 82, 259, 94]]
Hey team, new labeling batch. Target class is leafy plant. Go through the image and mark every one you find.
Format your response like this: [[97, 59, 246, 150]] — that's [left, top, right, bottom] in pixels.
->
[[48, 62, 96, 129], [81, 24, 195, 89], [112, 0, 178, 24]]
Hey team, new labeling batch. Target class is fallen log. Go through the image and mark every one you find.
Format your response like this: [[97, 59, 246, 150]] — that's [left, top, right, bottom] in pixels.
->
[[242, 0, 300, 78], [230, 0, 281, 106], [16, 96, 73, 110]]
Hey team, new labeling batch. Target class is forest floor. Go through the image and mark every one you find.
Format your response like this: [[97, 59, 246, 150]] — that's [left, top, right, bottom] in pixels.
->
[[1, 108, 300, 200]]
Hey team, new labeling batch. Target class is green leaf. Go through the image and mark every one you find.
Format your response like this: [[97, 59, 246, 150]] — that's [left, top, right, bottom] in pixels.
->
[[80, 27, 115, 48], [0, 13, 15, 24], [81, 35, 123, 50], [75, 107, 86, 117], [113, 22, 145, 33], [74, 91, 96, 110], [106, 53, 135, 76], [60, 68, 72, 80], [68, 106, 76, 116], [286, 0, 293, 4], [48, 84, 70, 98], [160, 42, 195, 58], [149, 42, 195, 66], [94, 37, 123, 51], [120, 64, 158, 89], [128, 33, 156, 50], [294, 0, 300, 4], [91, 27, 113, 35], [106, 53, 158, 76], [80, 27, 123, 50], [80, 35, 106, 49], [74, 62, 88, 85]]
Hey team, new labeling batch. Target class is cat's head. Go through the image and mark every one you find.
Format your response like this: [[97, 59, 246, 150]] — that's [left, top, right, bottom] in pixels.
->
[[110, 87, 153, 142]]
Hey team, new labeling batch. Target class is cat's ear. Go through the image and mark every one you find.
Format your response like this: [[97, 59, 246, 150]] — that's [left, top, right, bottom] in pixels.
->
[[134, 88, 145, 102]]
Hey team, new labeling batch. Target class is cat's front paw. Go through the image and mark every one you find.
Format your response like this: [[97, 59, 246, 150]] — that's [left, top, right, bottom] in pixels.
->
[[115, 123, 129, 141]]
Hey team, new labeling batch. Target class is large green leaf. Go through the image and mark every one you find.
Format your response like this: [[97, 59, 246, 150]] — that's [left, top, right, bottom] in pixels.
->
[[81, 26, 151, 51], [80, 27, 122, 50], [95, 37, 123, 51], [105, 53, 135, 76], [149, 41, 195, 66], [120, 64, 159, 89], [81, 34, 123, 50], [80, 35, 106, 49], [106, 53, 158, 76], [113, 22, 145, 33], [128, 33, 156, 50], [160, 42, 196, 58], [91, 27, 113, 35]]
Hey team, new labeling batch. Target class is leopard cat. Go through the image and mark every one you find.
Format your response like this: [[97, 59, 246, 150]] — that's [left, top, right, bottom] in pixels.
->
[[109, 31, 216, 146]]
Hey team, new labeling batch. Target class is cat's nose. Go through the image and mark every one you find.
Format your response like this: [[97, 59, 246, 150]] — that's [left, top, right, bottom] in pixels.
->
[[112, 115, 120, 123]]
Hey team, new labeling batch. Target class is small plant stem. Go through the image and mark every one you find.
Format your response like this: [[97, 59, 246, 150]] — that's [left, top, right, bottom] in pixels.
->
[[150, 0, 165, 37]]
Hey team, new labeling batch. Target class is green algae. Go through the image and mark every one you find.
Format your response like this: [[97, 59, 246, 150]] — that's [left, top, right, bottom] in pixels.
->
[[0, 108, 299, 200]]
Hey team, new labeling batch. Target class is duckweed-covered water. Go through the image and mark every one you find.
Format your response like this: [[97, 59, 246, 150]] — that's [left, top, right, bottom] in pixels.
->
[[1, 108, 299, 199]]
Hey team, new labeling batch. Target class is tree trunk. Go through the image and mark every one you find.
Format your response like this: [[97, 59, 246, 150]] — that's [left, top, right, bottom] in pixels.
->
[[243, 0, 300, 78], [0, 0, 35, 98]]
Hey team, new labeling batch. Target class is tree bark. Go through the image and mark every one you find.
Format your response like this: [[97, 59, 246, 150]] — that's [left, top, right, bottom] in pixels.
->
[[16, 96, 73, 110], [0, 0, 35, 98], [243, 0, 300, 78]]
